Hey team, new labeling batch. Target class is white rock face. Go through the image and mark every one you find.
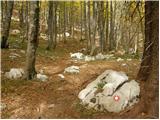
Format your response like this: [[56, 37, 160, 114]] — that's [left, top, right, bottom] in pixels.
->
[[70, 52, 84, 60], [78, 70, 140, 113], [99, 80, 140, 113], [64, 66, 80, 74], [5, 68, 24, 79], [37, 74, 48, 81]]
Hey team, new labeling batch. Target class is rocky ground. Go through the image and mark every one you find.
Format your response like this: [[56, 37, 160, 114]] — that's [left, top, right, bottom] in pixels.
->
[[1, 34, 148, 118]]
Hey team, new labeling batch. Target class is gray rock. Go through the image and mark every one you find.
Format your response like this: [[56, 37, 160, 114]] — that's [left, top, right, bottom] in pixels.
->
[[78, 70, 140, 113], [37, 74, 48, 81], [64, 66, 80, 74], [95, 53, 105, 60], [0, 103, 7, 110], [99, 80, 140, 112], [58, 74, 65, 79], [5, 68, 24, 79], [117, 58, 124, 62], [84, 56, 95, 62], [70, 52, 84, 60]]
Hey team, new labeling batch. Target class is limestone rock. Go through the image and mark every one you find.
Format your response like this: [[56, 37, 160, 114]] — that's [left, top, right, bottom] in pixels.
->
[[37, 74, 48, 81], [78, 70, 140, 113], [64, 66, 80, 74], [5, 68, 24, 79]]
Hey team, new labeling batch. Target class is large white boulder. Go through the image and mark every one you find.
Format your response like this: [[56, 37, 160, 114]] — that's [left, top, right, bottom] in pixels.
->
[[64, 66, 80, 74], [78, 70, 140, 113], [5, 68, 24, 79]]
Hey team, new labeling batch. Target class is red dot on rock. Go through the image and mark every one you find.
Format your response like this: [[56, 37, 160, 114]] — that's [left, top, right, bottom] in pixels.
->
[[114, 95, 120, 101]]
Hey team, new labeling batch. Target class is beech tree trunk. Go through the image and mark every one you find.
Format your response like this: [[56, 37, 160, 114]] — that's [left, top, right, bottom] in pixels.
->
[[1, 1, 14, 49], [47, 1, 53, 50], [137, 1, 159, 117], [25, 1, 39, 80]]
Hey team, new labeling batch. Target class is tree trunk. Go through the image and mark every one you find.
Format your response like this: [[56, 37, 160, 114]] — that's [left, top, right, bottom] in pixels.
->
[[99, 1, 105, 52], [25, 1, 39, 80], [1, 1, 14, 49], [90, 1, 97, 55], [46, 1, 54, 50], [87, 1, 91, 51], [137, 1, 159, 117], [109, 1, 114, 51], [63, 2, 66, 43], [105, 1, 109, 52], [84, 1, 87, 41], [80, 1, 83, 41]]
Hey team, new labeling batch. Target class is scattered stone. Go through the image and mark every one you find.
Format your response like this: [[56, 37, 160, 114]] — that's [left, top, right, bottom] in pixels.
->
[[117, 58, 124, 62], [95, 53, 105, 60], [48, 104, 55, 109], [0, 103, 7, 110], [65, 32, 70, 37], [40, 33, 48, 40], [10, 53, 21, 57], [104, 54, 114, 60], [78, 70, 140, 113], [11, 17, 19, 22], [5, 68, 24, 79], [84, 56, 95, 62], [127, 58, 132, 61], [58, 74, 65, 79], [10, 29, 20, 35], [37, 74, 48, 81], [121, 63, 127, 66], [57, 34, 63, 37], [9, 55, 17, 59], [70, 52, 84, 60], [20, 50, 25, 54], [64, 66, 80, 74]]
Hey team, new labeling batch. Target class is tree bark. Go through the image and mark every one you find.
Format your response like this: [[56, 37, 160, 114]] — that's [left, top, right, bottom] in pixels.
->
[[63, 2, 66, 43], [87, 1, 91, 51], [105, 1, 109, 52], [84, 1, 87, 41], [25, 1, 39, 80], [109, 1, 114, 51], [137, 1, 159, 117], [47, 1, 53, 50], [1, 1, 14, 49]]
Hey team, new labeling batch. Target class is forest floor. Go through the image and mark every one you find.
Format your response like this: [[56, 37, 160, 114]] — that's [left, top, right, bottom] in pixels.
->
[[1, 34, 147, 119]]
